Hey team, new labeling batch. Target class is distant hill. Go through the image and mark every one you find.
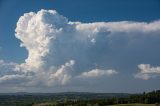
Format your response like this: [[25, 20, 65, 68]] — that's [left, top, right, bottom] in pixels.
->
[[0, 92, 130, 99]]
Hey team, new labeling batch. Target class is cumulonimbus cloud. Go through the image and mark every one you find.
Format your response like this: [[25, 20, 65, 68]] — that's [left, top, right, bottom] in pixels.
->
[[0, 9, 160, 90]]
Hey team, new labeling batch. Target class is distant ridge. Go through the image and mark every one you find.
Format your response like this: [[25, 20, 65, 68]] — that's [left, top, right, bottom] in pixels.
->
[[0, 92, 131, 99]]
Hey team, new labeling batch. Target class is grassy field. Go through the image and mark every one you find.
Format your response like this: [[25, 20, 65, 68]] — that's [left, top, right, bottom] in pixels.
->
[[111, 104, 156, 106]]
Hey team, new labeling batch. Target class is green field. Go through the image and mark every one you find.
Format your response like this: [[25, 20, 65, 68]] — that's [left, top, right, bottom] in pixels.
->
[[111, 104, 156, 106]]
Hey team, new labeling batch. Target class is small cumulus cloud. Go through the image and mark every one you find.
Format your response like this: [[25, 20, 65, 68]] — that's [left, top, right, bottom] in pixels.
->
[[134, 64, 160, 80], [79, 69, 118, 78]]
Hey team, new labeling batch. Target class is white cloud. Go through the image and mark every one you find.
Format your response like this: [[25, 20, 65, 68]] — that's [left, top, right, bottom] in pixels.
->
[[79, 69, 118, 78], [0, 74, 30, 84], [0, 60, 32, 85], [138, 64, 160, 74], [0, 60, 18, 74], [134, 64, 160, 80], [15, 10, 68, 70], [0, 9, 160, 90], [48, 60, 75, 86]]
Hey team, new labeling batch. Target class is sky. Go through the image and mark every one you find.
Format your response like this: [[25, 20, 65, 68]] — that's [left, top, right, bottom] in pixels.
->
[[0, 0, 160, 93]]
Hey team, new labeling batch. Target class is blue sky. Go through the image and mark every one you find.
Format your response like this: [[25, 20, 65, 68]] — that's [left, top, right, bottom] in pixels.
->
[[0, 0, 160, 93]]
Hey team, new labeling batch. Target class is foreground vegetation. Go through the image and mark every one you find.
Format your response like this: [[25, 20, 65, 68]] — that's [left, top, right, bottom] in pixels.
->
[[0, 90, 159, 106]]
